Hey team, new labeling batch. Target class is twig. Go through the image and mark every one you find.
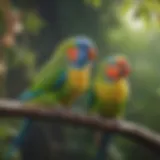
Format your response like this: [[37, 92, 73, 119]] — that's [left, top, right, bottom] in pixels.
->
[[0, 99, 160, 154]]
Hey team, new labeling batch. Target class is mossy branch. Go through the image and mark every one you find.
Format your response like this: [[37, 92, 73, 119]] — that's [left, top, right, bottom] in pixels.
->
[[0, 99, 160, 154]]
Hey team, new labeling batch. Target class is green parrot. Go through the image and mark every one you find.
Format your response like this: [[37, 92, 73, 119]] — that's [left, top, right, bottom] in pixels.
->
[[4, 36, 98, 160], [87, 55, 131, 160]]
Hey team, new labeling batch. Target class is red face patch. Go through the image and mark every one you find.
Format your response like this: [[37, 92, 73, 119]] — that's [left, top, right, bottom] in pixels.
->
[[105, 65, 119, 79], [67, 48, 78, 61]]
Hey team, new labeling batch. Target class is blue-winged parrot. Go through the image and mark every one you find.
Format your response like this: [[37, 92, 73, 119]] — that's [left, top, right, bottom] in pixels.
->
[[4, 36, 98, 160]]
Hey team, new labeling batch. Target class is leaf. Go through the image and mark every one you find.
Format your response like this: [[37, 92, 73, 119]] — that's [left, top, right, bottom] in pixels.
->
[[8, 46, 37, 79], [144, 0, 160, 13], [92, 0, 102, 8], [141, 13, 151, 29], [84, 0, 102, 8], [0, 125, 16, 139], [120, 0, 133, 15], [24, 11, 46, 35], [22, 50, 36, 79]]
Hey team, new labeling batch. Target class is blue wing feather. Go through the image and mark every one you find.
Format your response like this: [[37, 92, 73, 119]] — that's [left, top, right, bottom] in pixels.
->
[[19, 90, 44, 101], [52, 71, 66, 91]]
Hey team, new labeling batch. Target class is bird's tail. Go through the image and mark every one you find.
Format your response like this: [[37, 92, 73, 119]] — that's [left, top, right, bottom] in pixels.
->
[[3, 119, 32, 160], [4, 90, 42, 160], [95, 133, 113, 160]]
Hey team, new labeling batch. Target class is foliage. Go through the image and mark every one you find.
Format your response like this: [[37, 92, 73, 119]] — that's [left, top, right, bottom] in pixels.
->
[[23, 11, 46, 35], [4, 8, 46, 80], [120, 0, 160, 28], [11, 46, 36, 79], [84, 0, 102, 8], [85, 0, 160, 28], [1, 0, 160, 160]]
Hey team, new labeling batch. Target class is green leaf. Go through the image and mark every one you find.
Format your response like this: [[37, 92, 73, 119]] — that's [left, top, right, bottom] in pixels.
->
[[7, 46, 37, 79], [24, 12, 46, 35], [120, 0, 133, 15], [144, 0, 160, 13], [22, 50, 36, 79], [141, 14, 151, 29], [84, 0, 102, 8], [92, 0, 102, 8], [0, 125, 15, 139]]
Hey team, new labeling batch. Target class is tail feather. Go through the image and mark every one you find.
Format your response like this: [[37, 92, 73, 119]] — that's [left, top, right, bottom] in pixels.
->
[[4, 119, 32, 160], [95, 133, 113, 160], [4, 90, 43, 160]]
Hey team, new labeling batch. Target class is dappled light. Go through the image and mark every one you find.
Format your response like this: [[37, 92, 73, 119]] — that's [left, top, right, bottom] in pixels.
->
[[0, 0, 160, 160], [123, 8, 145, 31]]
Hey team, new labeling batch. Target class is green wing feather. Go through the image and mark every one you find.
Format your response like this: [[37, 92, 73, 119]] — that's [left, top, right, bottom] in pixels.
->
[[116, 95, 129, 119], [21, 37, 76, 105], [86, 61, 105, 114], [31, 37, 75, 90]]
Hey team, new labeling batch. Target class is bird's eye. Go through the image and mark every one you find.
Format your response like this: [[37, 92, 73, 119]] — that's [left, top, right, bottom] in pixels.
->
[[88, 48, 96, 60], [67, 48, 78, 61]]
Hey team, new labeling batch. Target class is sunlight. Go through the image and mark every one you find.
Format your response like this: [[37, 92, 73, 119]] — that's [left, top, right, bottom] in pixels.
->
[[123, 7, 145, 31]]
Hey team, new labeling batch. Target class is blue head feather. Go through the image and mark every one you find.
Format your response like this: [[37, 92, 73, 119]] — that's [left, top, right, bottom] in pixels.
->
[[71, 36, 96, 68]]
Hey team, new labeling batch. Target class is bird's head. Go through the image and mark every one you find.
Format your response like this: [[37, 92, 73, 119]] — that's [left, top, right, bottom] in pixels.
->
[[67, 36, 97, 68], [104, 55, 131, 81]]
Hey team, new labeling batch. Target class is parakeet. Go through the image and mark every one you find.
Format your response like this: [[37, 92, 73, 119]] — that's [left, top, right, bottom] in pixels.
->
[[4, 36, 98, 160], [87, 55, 131, 160]]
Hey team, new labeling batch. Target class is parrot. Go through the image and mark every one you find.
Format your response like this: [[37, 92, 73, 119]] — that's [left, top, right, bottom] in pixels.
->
[[87, 55, 131, 160], [4, 36, 98, 160]]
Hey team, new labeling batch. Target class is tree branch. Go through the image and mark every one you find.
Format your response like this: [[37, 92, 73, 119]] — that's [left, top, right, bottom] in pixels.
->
[[0, 99, 160, 154]]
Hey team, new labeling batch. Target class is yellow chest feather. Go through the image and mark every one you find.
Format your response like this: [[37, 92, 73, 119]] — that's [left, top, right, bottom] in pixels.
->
[[67, 66, 91, 92], [94, 79, 129, 102]]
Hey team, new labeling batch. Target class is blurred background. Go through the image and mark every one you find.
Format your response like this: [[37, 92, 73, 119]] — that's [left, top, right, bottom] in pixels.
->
[[0, 0, 160, 160]]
